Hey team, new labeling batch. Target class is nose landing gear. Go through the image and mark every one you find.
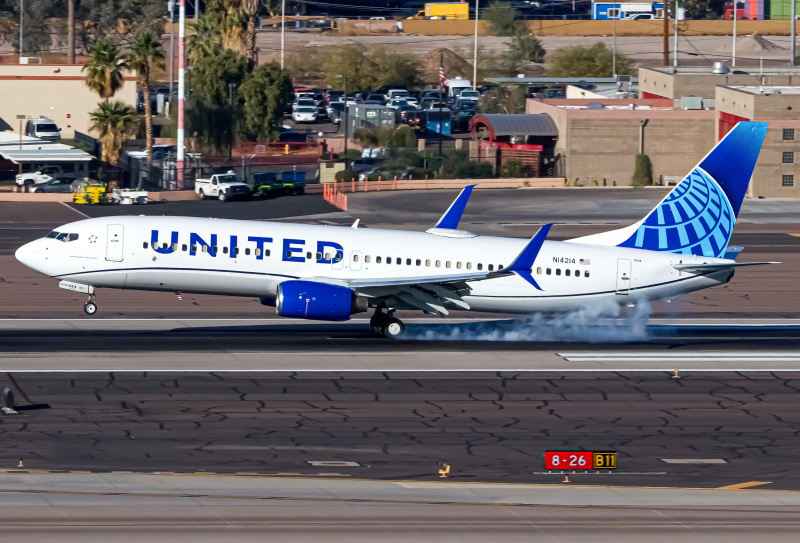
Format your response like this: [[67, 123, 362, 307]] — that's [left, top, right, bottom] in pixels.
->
[[84, 295, 97, 316], [370, 309, 405, 339]]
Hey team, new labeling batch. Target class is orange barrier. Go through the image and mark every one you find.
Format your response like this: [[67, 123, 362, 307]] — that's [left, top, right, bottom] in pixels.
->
[[321, 177, 563, 195], [323, 182, 348, 211]]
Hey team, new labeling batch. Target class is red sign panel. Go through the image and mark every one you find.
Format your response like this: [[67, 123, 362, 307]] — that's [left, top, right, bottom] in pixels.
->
[[543, 451, 593, 471]]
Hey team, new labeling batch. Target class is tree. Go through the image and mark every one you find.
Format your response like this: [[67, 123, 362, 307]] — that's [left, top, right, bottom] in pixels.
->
[[124, 32, 165, 189], [484, 1, 519, 37], [507, 31, 546, 73], [83, 39, 125, 102], [371, 47, 422, 90], [239, 63, 293, 141], [89, 101, 139, 166], [241, 0, 260, 64], [188, 15, 223, 64], [190, 48, 248, 106], [478, 85, 527, 114], [546, 43, 633, 78], [632, 154, 654, 186], [324, 44, 376, 91], [73, 0, 166, 50], [205, 0, 248, 56]]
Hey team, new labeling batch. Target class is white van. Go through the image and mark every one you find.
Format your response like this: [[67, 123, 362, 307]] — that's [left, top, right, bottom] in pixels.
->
[[25, 117, 61, 141], [445, 77, 472, 99]]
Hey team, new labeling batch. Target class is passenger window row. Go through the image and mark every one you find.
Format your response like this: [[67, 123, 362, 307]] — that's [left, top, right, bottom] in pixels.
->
[[537, 267, 590, 278], [141, 241, 588, 277]]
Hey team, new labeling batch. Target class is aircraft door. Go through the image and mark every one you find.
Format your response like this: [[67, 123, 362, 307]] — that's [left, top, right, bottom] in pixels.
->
[[615, 258, 631, 294], [350, 250, 362, 271], [106, 224, 124, 262]]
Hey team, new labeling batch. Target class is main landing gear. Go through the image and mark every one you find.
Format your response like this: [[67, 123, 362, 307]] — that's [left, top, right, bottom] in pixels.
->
[[84, 295, 98, 316], [370, 309, 405, 339]]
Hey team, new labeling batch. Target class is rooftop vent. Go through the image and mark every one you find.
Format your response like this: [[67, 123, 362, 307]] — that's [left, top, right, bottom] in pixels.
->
[[712, 62, 730, 74]]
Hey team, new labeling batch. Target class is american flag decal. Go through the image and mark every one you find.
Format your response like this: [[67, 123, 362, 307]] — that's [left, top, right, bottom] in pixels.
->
[[580, 258, 591, 265]]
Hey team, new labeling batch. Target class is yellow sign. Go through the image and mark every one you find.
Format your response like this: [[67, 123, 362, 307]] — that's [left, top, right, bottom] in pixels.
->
[[592, 451, 617, 470]]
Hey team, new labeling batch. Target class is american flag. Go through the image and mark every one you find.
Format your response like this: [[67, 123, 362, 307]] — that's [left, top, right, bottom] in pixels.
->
[[439, 57, 446, 92], [580, 258, 591, 265]]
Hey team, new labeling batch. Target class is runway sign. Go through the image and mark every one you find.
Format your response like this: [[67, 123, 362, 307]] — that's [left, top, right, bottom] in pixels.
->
[[543, 450, 617, 471]]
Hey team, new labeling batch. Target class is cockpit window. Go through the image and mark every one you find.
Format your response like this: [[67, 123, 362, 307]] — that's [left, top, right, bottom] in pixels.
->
[[53, 232, 78, 242]]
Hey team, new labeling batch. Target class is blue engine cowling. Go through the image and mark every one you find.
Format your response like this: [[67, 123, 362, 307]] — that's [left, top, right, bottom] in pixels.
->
[[276, 280, 367, 321]]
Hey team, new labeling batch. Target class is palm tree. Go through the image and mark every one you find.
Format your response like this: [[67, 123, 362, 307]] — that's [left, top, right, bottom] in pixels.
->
[[242, 0, 260, 64], [124, 32, 166, 187], [188, 15, 223, 64], [89, 101, 139, 167], [82, 40, 125, 102]]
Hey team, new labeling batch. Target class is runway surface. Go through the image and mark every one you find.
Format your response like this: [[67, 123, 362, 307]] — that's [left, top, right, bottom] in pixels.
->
[[0, 474, 799, 542]]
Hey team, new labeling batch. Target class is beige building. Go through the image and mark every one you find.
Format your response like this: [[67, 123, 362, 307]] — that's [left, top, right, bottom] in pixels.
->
[[639, 65, 800, 100], [526, 98, 716, 187], [716, 85, 800, 198], [0, 64, 137, 141]]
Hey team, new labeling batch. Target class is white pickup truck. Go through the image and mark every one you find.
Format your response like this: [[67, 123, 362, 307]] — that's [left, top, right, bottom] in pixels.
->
[[16, 165, 81, 188], [195, 172, 252, 202]]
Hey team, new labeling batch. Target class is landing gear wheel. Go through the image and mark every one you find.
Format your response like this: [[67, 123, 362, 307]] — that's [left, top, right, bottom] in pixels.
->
[[382, 318, 405, 339], [84, 301, 97, 316], [370, 312, 389, 334]]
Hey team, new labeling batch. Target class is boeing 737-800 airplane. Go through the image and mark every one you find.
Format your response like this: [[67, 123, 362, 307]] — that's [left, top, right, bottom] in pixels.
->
[[15, 122, 777, 338]]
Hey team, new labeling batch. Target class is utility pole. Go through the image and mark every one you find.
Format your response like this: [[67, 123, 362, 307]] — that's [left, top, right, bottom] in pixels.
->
[[280, 0, 286, 69], [67, 0, 74, 64], [673, 0, 678, 67], [169, 0, 175, 96], [177, 0, 186, 190], [18, 0, 23, 63], [732, 0, 738, 66], [789, 0, 797, 66], [472, 0, 478, 90], [438, 51, 444, 160], [342, 75, 348, 159], [662, 0, 669, 65]]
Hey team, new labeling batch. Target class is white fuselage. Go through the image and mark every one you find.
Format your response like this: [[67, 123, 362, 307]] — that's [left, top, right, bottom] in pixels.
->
[[16, 215, 735, 314]]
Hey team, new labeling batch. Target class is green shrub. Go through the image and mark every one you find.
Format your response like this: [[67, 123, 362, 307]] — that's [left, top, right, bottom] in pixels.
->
[[456, 161, 494, 179], [485, 1, 519, 37], [500, 159, 529, 178], [337, 149, 361, 161], [632, 154, 653, 186], [334, 168, 358, 182]]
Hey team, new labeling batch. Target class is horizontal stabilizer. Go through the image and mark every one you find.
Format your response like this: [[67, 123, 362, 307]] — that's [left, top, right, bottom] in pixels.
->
[[673, 261, 780, 273], [505, 224, 552, 290]]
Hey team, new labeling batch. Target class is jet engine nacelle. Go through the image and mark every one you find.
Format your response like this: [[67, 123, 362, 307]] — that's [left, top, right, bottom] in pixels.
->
[[276, 280, 368, 321]]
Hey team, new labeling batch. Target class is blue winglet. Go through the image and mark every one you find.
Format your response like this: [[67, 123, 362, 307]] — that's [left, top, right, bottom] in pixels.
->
[[434, 185, 475, 229], [506, 224, 552, 290]]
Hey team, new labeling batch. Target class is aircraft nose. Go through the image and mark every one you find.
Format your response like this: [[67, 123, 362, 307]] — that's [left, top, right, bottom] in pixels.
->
[[15, 241, 42, 267]]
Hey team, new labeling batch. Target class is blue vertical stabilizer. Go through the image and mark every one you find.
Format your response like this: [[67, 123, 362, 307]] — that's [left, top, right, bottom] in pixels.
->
[[617, 122, 767, 258]]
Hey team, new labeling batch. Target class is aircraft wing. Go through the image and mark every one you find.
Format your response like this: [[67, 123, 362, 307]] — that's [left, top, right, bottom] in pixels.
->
[[298, 225, 553, 316], [673, 261, 780, 273]]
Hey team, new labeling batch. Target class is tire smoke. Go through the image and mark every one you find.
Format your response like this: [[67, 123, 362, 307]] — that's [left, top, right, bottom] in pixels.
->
[[404, 299, 652, 342]]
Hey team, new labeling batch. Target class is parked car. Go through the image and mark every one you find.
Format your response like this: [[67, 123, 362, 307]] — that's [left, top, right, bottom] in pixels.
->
[[292, 98, 316, 111], [366, 93, 388, 105], [459, 89, 481, 101], [388, 98, 410, 109], [348, 157, 381, 175], [195, 172, 251, 202], [31, 177, 79, 193], [127, 144, 176, 161], [358, 165, 415, 182], [396, 105, 418, 124], [292, 107, 318, 123], [451, 100, 477, 131], [328, 102, 345, 123], [15, 165, 82, 188]]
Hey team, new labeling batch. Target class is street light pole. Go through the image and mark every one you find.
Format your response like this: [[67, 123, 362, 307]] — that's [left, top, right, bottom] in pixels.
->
[[472, 0, 478, 91], [18, 0, 23, 63], [169, 0, 175, 97], [280, 0, 286, 69], [792, 0, 796, 66], [177, 0, 186, 190], [732, 0, 737, 67], [339, 74, 348, 159], [673, 0, 678, 67]]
